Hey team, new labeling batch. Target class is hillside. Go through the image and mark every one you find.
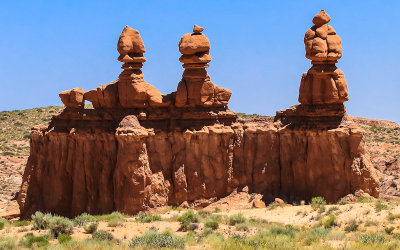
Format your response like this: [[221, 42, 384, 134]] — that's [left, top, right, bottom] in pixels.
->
[[0, 107, 399, 212]]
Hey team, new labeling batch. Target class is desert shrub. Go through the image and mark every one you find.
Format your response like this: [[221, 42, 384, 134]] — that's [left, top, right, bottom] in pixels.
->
[[358, 233, 386, 244], [365, 220, 379, 227], [213, 207, 221, 213], [344, 220, 359, 232], [198, 210, 211, 218], [385, 226, 395, 235], [311, 197, 326, 212], [235, 223, 249, 232], [375, 200, 388, 212], [357, 196, 373, 203], [327, 206, 339, 214], [387, 212, 400, 222], [177, 210, 199, 224], [0, 222, 4, 230], [337, 198, 348, 205], [205, 220, 219, 230], [58, 234, 72, 244], [73, 213, 96, 226], [311, 227, 331, 238], [31, 211, 52, 230], [129, 229, 185, 249], [92, 230, 114, 241], [48, 216, 74, 237], [20, 233, 49, 248], [267, 201, 284, 210], [84, 222, 98, 234], [11, 220, 30, 227], [0, 236, 16, 249], [95, 211, 127, 222], [135, 214, 161, 223], [269, 225, 296, 238], [323, 215, 337, 228], [229, 214, 246, 226], [107, 218, 124, 227]]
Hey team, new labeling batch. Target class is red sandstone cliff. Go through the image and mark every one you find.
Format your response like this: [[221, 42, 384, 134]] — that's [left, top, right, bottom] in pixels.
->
[[18, 15, 379, 218]]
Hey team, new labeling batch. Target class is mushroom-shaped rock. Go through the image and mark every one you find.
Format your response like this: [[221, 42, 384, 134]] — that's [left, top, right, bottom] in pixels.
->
[[117, 26, 146, 63], [179, 33, 210, 55], [59, 87, 84, 108]]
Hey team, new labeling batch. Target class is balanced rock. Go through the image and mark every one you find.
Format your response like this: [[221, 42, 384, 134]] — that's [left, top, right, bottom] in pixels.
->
[[59, 87, 84, 108], [176, 25, 232, 108], [299, 10, 348, 105], [117, 26, 146, 63]]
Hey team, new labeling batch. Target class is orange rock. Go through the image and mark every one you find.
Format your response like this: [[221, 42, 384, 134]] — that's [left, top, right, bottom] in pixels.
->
[[59, 87, 84, 108], [253, 200, 266, 208], [193, 24, 204, 34], [117, 26, 146, 63], [179, 33, 210, 55], [274, 198, 285, 205], [312, 10, 331, 26]]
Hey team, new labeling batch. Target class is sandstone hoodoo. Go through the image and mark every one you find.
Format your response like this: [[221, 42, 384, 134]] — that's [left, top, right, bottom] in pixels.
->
[[18, 15, 379, 219]]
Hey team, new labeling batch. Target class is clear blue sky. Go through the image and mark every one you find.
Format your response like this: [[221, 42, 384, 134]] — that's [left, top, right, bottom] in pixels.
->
[[0, 1, 399, 123]]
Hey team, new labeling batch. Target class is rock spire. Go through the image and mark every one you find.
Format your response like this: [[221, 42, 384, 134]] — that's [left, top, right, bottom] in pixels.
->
[[175, 25, 232, 107], [299, 10, 349, 105]]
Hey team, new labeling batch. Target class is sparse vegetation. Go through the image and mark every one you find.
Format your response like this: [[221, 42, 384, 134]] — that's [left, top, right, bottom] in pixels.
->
[[84, 222, 98, 234], [205, 220, 219, 230], [344, 219, 359, 232], [92, 230, 114, 241], [129, 229, 185, 249], [73, 213, 96, 226], [229, 213, 246, 226], [311, 197, 326, 213], [135, 213, 161, 223]]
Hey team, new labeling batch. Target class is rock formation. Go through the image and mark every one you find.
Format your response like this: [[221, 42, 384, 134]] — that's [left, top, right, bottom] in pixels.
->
[[18, 17, 379, 219], [300, 9, 348, 106], [176, 25, 232, 108]]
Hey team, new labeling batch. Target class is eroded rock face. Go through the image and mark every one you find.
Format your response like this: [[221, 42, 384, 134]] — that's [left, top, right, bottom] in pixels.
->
[[18, 20, 379, 218], [18, 112, 378, 218]]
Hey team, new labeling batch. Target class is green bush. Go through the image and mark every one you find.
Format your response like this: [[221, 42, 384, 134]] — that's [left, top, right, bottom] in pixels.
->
[[177, 210, 199, 224], [358, 233, 386, 244], [129, 229, 185, 249], [235, 223, 249, 232], [311, 197, 326, 212], [31, 211, 52, 230], [344, 220, 359, 232], [375, 200, 388, 212], [95, 212, 127, 222], [198, 210, 211, 218], [205, 220, 219, 230], [73, 213, 96, 226], [92, 230, 114, 241], [357, 196, 373, 203], [0, 236, 16, 249], [229, 214, 246, 226], [0, 222, 4, 230], [58, 234, 72, 244], [269, 225, 296, 238], [385, 226, 395, 235], [84, 222, 98, 234], [48, 216, 74, 237], [107, 218, 124, 227], [12, 220, 30, 227], [135, 214, 162, 223], [310, 227, 331, 238], [20, 233, 49, 248], [323, 215, 337, 228]]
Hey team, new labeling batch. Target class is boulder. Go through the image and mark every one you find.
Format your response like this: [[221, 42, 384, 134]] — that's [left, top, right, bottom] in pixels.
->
[[59, 87, 84, 108]]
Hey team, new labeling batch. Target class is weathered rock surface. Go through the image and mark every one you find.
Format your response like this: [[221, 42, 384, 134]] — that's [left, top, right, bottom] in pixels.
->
[[300, 10, 348, 105], [18, 111, 378, 218], [17, 19, 379, 219]]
